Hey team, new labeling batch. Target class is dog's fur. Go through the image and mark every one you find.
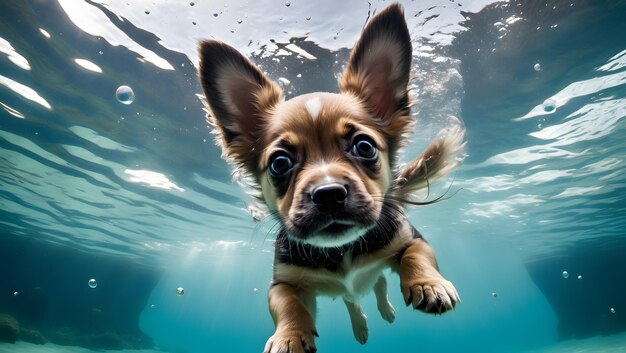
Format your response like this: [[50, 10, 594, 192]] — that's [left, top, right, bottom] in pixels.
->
[[199, 4, 463, 353]]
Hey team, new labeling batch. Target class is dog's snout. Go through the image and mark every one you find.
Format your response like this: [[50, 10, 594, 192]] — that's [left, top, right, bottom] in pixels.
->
[[311, 183, 347, 213]]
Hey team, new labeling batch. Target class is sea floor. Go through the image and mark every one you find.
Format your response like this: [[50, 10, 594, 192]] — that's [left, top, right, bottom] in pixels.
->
[[529, 332, 626, 353], [2, 332, 626, 353], [0, 341, 167, 353]]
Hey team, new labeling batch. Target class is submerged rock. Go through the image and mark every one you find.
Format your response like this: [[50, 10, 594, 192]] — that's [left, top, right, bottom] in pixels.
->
[[20, 327, 46, 345], [0, 313, 20, 344]]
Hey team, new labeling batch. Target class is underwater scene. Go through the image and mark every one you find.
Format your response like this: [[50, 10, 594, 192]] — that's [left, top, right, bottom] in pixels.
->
[[1, 0, 625, 352]]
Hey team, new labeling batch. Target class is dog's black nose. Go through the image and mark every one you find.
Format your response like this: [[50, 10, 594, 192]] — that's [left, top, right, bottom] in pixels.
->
[[311, 183, 347, 213]]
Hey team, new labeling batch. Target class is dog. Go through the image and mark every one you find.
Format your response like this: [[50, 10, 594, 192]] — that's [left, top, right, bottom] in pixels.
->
[[198, 3, 463, 353]]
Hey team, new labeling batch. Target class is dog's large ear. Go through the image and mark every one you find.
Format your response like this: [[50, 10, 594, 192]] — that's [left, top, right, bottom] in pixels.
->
[[339, 4, 412, 122], [199, 40, 283, 171]]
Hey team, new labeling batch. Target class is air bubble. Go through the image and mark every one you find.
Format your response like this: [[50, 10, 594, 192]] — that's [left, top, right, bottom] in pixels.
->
[[491, 292, 497, 298], [306, 16, 311, 21], [285, 1, 291, 7], [253, 288, 259, 293], [176, 287, 185, 296], [213, 12, 219, 17], [189, 2, 195, 6], [543, 99, 556, 112], [237, 18, 243, 24], [144, 9, 150, 15], [88, 279, 98, 288], [13, 291, 18, 297], [577, 275, 582, 280], [116, 85, 135, 105], [534, 63, 542, 71], [611, 308, 616, 314], [562, 271, 569, 279]]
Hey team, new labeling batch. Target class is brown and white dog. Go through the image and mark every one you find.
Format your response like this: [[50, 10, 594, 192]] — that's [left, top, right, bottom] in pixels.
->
[[198, 3, 463, 353]]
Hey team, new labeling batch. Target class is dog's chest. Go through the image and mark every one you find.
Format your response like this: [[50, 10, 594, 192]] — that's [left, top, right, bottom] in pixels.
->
[[335, 253, 387, 301], [278, 250, 389, 302]]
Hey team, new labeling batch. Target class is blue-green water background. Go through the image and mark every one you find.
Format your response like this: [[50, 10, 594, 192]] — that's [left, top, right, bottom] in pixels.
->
[[1, 1, 625, 352]]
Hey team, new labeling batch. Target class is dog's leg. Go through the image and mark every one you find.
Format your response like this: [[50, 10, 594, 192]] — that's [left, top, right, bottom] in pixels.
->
[[265, 283, 317, 353], [373, 275, 395, 323], [343, 299, 368, 344], [397, 238, 460, 314]]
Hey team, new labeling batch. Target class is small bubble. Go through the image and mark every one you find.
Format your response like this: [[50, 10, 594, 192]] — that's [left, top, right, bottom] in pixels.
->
[[189, 1, 195, 6], [98, 50, 103, 55], [88, 279, 98, 288], [537, 123, 542, 129], [116, 85, 135, 104], [285, 1, 291, 7], [543, 98, 556, 112], [150, 304, 156, 309], [176, 287, 185, 296], [562, 271, 569, 279], [144, 9, 150, 15], [296, 73, 302, 78], [13, 291, 18, 297], [577, 275, 582, 280], [192, 21, 197, 25], [610, 308, 616, 314], [306, 16, 311, 21], [213, 12, 218, 17], [237, 18, 243, 24], [253, 288, 259, 293], [491, 292, 498, 298], [230, 29, 235, 33], [534, 63, 542, 71]]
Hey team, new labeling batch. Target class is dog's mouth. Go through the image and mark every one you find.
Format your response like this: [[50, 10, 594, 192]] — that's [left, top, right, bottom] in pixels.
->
[[288, 218, 374, 248], [320, 220, 355, 235]]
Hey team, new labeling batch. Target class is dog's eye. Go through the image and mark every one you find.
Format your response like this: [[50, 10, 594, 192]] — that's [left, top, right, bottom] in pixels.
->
[[351, 136, 377, 160], [269, 153, 293, 177]]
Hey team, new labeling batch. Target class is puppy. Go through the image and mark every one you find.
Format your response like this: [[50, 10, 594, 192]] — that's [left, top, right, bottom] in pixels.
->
[[198, 3, 463, 353]]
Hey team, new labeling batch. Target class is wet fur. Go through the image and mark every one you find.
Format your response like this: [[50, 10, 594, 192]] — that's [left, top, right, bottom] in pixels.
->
[[199, 4, 464, 353]]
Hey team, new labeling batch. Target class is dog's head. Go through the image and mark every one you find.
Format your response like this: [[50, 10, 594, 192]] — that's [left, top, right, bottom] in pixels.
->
[[199, 4, 462, 247]]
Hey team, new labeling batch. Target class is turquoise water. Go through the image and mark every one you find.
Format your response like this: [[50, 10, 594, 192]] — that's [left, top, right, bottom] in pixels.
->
[[1, 1, 625, 352]]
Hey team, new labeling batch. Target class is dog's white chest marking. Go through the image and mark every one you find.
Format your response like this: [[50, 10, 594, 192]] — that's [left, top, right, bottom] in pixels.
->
[[305, 96, 322, 120], [337, 251, 387, 302]]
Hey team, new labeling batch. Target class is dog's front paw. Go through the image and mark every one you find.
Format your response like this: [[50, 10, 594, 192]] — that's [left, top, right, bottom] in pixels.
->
[[401, 275, 460, 314], [263, 329, 317, 353]]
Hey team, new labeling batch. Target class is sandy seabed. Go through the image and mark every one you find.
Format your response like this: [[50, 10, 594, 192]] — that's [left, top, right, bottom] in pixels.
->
[[528, 332, 626, 353], [0, 341, 167, 353], [2, 333, 626, 353]]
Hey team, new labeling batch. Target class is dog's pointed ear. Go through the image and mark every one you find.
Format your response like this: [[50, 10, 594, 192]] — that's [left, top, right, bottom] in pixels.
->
[[199, 40, 283, 171], [339, 3, 412, 120]]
